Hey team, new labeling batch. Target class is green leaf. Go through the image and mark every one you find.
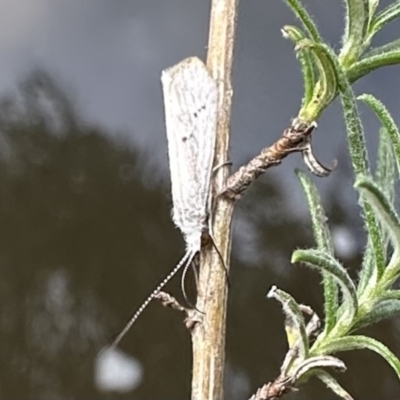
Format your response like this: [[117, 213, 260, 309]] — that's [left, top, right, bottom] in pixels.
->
[[283, 0, 322, 42], [295, 40, 338, 121], [315, 335, 400, 381], [355, 175, 400, 254], [353, 299, 400, 330], [340, 0, 369, 66], [375, 128, 396, 202], [281, 25, 316, 105], [295, 170, 334, 253], [316, 43, 386, 285], [296, 170, 337, 334], [267, 286, 309, 359], [363, 38, 400, 58], [293, 355, 346, 381], [292, 249, 358, 327], [358, 241, 376, 295], [311, 43, 369, 174], [358, 94, 400, 177], [367, 0, 380, 25], [369, 1, 400, 39], [380, 290, 400, 301], [347, 50, 400, 83], [315, 370, 355, 400]]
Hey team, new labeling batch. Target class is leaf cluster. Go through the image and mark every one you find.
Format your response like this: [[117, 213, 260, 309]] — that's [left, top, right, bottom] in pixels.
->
[[269, 1, 400, 398]]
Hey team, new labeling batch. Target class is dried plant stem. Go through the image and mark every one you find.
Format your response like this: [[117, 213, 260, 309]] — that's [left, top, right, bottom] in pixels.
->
[[222, 119, 320, 200], [190, 1, 239, 400]]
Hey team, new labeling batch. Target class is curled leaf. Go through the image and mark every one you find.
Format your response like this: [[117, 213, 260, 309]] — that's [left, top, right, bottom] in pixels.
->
[[300, 135, 337, 177], [315, 335, 400, 381], [292, 249, 358, 327], [293, 355, 346, 381], [283, 0, 322, 42], [267, 286, 308, 361], [355, 175, 400, 255], [281, 25, 316, 105], [296, 40, 338, 121]]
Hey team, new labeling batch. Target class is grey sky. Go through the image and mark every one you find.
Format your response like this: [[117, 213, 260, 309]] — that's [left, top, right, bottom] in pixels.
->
[[0, 0, 399, 181]]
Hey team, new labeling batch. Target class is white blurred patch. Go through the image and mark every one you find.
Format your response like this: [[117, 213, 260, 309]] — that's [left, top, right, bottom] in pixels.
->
[[95, 348, 143, 393], [225, 361, 251, 400], [332, 225, 358, 259]]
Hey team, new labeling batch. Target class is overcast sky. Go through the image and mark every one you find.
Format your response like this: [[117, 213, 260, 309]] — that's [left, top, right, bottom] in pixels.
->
[[0, 0, 399, 186]]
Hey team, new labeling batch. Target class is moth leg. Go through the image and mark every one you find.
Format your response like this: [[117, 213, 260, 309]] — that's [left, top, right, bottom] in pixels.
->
[[213, 160, 232, 174], [181, 254, 204, 314], [208, 233, 230, 288]]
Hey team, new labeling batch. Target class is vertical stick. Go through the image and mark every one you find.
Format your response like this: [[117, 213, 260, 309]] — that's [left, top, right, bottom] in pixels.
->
[[191, 1, 239, 399]]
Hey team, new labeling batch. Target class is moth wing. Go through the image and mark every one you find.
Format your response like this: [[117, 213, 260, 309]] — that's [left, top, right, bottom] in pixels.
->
[[161, 57, 218, 244]]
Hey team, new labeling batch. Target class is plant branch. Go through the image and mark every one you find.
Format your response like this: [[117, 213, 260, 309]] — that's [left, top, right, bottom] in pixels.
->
[[190, 1, 239, 399], [221, 119, 335, 200]]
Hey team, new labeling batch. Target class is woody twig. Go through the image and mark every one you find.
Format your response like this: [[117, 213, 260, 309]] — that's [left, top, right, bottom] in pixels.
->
[[154, 291, 203, 331], [221, 118, 336, 201]]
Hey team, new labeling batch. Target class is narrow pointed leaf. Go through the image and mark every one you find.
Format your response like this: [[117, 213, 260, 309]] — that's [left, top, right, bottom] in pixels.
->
[[283, 0, 322, 42], [267, 286, 308, 359], [369, 1, 400, 39], [368, 0, 379, 24], [317, 43, 385, 282], [315, 335, 400, 380], [296, 40, 338, 121], [358, 239, 377, 295], [281, 25, 316, 105], [353, 299, 400, 330], [292, 249, 358, 325], [355, 175, 400, 252], [316, 370, 355, 400], [357, 130, 395, 294], [358, 94, 400, 177], [296, 169, 337, 333], [363, 38, 400, 58], [380, 290, 400, 301], [340, 0, 369, 66], [347, 50, 400, 83], [293, 355, 346, 381], [375, 128, 396, 202]]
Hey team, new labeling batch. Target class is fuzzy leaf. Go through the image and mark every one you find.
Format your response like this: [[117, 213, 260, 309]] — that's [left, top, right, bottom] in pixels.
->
[[347, 50, 400, 82], [296, 170, 337, 333], [375, 128, 396, 202], [315, 335, 400, 381], [267, 286, 308, 360], [340, 0, 369, 66], [283, 0, 322, 42], [358, 94, 400, 178], [380, 290, 400, 301], [295, 40, 338, 121], [317, 43, 386, 284], [369, 1, 400, 39], [358, 239, 378, 295], [353, 299, 400, 330], [363, 38, 400, 58], [292, 249, 358, 326], [315, 370, 355, 400], [281, 25, 316, 105], [355, 175, 400, 253], [293, 355, 346, 381]]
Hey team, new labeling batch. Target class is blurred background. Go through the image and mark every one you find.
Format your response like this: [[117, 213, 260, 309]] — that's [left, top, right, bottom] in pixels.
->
[[0, 0, 399, 399]]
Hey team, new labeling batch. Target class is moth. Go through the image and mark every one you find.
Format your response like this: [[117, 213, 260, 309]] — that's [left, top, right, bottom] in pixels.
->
[[109, 57, 218, 348]]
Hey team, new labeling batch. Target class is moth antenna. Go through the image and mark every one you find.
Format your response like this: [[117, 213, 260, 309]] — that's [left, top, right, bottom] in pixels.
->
[[105, 249, 197, 351]]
